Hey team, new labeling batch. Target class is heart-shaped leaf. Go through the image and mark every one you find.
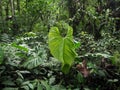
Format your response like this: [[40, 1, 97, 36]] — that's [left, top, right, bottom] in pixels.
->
[[48, 26, 77, 74]]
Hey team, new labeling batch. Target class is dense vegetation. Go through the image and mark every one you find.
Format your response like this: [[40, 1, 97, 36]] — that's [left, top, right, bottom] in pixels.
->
[[0, 0, 120, 90]]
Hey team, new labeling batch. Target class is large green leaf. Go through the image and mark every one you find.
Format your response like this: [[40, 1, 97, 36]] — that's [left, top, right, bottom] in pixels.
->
[[0, 47, 4, 64], [48, 26, 77, 74]]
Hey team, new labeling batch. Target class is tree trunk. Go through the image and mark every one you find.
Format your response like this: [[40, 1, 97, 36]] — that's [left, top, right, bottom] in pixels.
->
[[10, 0, 15, 17], [0, 0, 5, 32]]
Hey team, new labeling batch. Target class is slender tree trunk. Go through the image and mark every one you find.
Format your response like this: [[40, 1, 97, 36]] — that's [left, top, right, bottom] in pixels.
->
[[0, 0, 5, 32], [0, 0, 2, 16], [5, 3, 9, 19], [5, 1, 10, 28], [25, 0, 28, 31], [10, 0, 15, 17], [0, 0, 2, 31]]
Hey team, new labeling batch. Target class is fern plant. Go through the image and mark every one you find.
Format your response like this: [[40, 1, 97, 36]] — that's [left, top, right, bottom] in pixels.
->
[[48, 22, 77, 74]]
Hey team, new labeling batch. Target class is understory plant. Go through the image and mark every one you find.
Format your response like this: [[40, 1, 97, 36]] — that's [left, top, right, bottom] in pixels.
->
[[48, 22, 79, 74]]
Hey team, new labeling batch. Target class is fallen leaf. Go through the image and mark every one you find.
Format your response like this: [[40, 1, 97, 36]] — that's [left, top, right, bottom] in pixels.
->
[[76, 60, 90, 77]]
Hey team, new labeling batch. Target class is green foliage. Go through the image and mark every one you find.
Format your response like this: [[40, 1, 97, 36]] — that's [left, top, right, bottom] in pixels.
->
[[11, 43, 28, 53], [0, 0, 120, 90], [2, 87, 18, 90], [22, 44, 47, 69], [74, 40, 81, 49], [20, 81, 34, 90], [111, 51, 120, 72], [111, 51, 120, 65], [30, 79, 67, 90], [1, 44, 23, 66], [48, 24, 77, 74], [77, 72, 84, 83]]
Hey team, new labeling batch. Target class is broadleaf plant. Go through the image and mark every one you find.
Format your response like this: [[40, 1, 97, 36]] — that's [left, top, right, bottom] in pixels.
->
[[48, 24, 77, 74]]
